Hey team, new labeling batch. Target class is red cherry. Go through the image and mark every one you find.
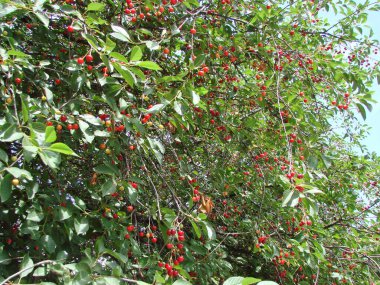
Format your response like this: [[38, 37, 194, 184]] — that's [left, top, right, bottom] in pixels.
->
[[87, 65, 93, 71], [190, 28, 196, 35], [139, 232, 145, 237], [124, 233, 130, 239], [127, 225, 135, 232], [127, 205, 134, 212], [198, 70, 205, 76], [60, 115, 67, 122], [177, 256, 184, 262], [152, 237, 157, 243], [151, 225, 157, 231], [77, 57, 84, 64], [15, 78, 22, 85], [166, 243, 174, 249], [72, 123, 79, 130], [158, 261, 164, 267], [177, 243, 184, 249], [163, 48, 170, 55], [67, 25, 74, 33], [266, 5, 271, 9], [55, 79, 61, 85], [86, 54, 93, 62]]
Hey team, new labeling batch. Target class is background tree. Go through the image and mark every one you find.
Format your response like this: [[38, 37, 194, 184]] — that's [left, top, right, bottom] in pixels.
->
[[0, 0, 379, 284]]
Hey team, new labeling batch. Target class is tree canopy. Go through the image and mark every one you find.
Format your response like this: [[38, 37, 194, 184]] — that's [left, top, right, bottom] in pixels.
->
[[0, 0, 380, 284]]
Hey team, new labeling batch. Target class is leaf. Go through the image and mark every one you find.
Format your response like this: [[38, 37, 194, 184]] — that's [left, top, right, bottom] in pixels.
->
[[110, 25, 131, 42], [48, 143, 78, 156], [80, 114, 101, 126], [356, 103, 366, 120], [45, 126, 57, 143], [192, 90, 200, 105], [110, 52, 129, 63], [304, 188, 324, 194], [172, 280, 192, 285], [74, 218, 89, 235], [94, 164, 120, 176], [191, 221, 201, 238], [174, 101, 184, 115], [38, 150, 61, 170], [87, 2, 105, 11], [282, 190, 299, 207], [27, 183, 39, 200], [128, 185, 137, 204], [136, 61, 162, 70], [0, 148, 8, 163], [223, 277, 244, 285], [57, 207, 72, 221], [242, 278, 262, 285], [145, 41, 160, 50], [202, 221, 216, 240], [194, 54, 206, 67], [0, 174, 12, 202], [257, 282, 278, 285], [101, 180, 117, 196], [113, 62, 136, 87], [21, 95, 29, 123], [27, 210, 44, 222], [79, 120, 95, 143], [146, 104, 165, 114], [136, 282, 151, 285], [34, 12, 49, 28], [41, 235, 56, 254], [0, 3, 18, 18], [6, 167, 33, 180], [20, 254, 34, 278], [130, 46, 143, 61], [105, 37, 116, 53]]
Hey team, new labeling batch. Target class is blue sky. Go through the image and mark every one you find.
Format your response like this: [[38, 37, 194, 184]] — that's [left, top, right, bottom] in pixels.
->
[[325, 3, 380, 154], [357, 7, 380, 154]]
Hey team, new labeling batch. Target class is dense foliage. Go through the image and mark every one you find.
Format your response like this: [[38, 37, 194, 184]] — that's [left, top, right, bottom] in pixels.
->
[[1, 0, 380, 284]]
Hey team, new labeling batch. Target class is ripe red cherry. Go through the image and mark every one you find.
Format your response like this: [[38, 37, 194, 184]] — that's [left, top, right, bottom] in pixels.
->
[[55, 79, 61, 85], [87, 65, 93, 71], [127, 225, 135, 232], [166, 243, 174, 249], [124, 233, 130, 239], [203, 66, 209, 73], [198, 70, 205, 76], [177, 230, 184, 236], [152, 237, 157, 243], [190, 28, 196, 35], [86, 54, 93, 62], [151, 225, 157, 231], [77, 57, 84, 64], [67, 25, 74, 33], [158, 261, 164, 267], [127, 205, 134, 212], [177, 256, 184, 262], [163, 48, 170, 55], [177, 243, 184, 249], [60, 115, 67, 122], [15, 78, 22, 85], [266, 5, 271, 9], [170, 0, 177, 4], [72, 123, 79, 130]]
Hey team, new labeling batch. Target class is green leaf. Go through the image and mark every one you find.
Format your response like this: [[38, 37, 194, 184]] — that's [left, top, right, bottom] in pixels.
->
[[0, 174, 12, 202], [27, 183, 39, 200], [172, 280, 192, 285], [136, 282, 151, 285], [41, 235, 56, 254], [57, 207, 72, 221], [202, 221, 216, 240], [101, 180, 117, 196], [94, 164, 120, 176], [192, 90, 200, 105], [21, 95, 29, 123], [242, 278, 262, 285], [110, 25, 131, 42], [282, 190, 299, 207], [48, 143, 78, 156], [105, 37, 116, 53], [34, 12, 49, 27], [191, 221, 201, 238], [74, 218, 89, 235], [194, 54, 206, 68], [356, 103, 366, 120], [173, 101, 184, 115], [6, 167, 33, 180], [145, 41, 160, 50], [257, 282, 278, 285], [20, 254, 34, 278], [45, 126, 57, 143], [146, 104, 165, 114], [223, 277, 244, 285], [0, 3, 18, 18], [87, 2, 106, 11], [110, 52, 129, 63], [130, 46, 143, 61], [136, 61, 162, 70], [79, 120, 95, 143], [0, 148, 8, 163], [113, 62, 136, 87]]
